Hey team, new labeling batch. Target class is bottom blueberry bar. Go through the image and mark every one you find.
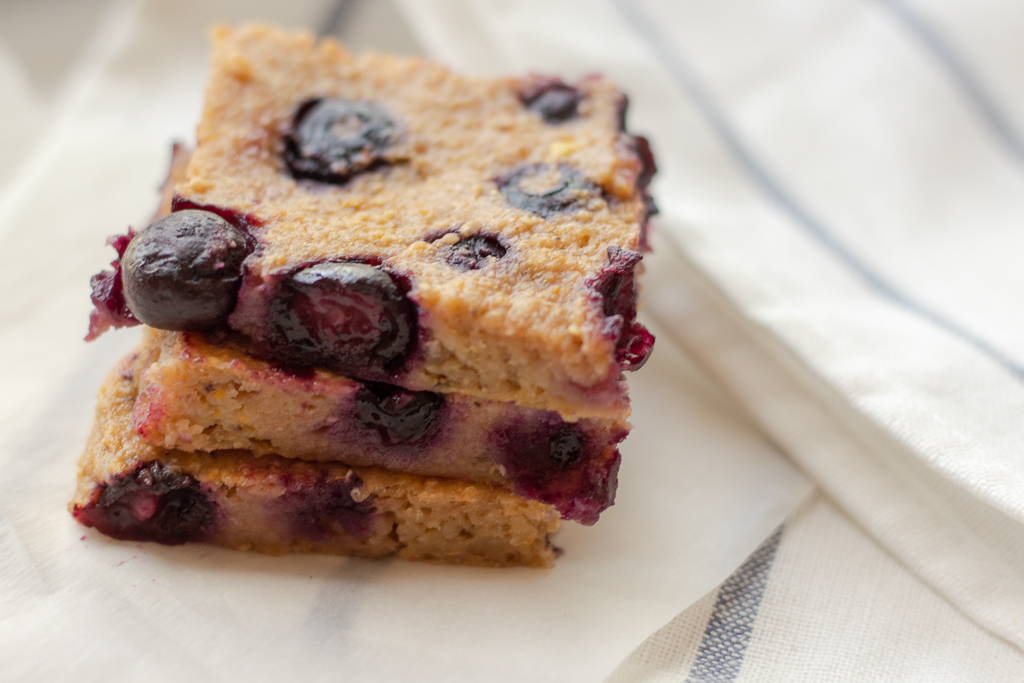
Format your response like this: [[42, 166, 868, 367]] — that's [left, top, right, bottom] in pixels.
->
[[70, 354, 561, 568]]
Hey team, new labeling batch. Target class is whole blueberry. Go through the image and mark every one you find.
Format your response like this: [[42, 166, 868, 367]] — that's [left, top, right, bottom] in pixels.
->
[[284, 98, 401, 183], [444, 234, 507, 270], [354, 382, 445, 445], [496, 163, 599, 218], [549, 425, 586, 467], [521, 82, 583, 124], [121, 210, 248, 331], [265, 262, 416, 375]]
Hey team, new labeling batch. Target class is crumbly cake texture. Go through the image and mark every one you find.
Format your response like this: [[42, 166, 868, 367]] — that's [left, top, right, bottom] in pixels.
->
[[71, 355, 560, 568], [164, 24, 652, 420], [134, 327, 625, 523]]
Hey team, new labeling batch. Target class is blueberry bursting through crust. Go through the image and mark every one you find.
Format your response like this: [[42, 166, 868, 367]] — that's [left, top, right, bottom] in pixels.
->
[[284, 98, 401, 184], [259, 262, 417, 377]]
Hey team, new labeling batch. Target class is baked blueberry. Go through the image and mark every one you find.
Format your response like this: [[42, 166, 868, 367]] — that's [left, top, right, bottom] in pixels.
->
[[86, 231, 139, 340], [616, 322, 655, 371], [354, 382, 445, 445], [593, 246, 642, 321], [284, 98, 401, 183], [520, 80, 582, 124], [282, 472, 375, 539], [444, 234, 507, 270], [121, 210, 248, 331], [496, 163, 599, 218], [549, 425, 586, 467], [74, 462, 215, 545], [633, 135, 657, 192], [589, 246, 655, 370], [264, 261, 416, 375]]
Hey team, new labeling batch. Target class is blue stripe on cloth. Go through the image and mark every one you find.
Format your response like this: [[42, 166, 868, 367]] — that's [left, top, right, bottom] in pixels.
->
[[877, 0, 1024, 168], [684, 527, 784, 683], [612, 0, 1024, 382]]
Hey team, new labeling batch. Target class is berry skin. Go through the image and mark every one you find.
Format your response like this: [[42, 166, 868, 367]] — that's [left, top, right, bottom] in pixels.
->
[[73, 462, 215, 545], [263, 261, 417, 376], [548, 425, 586, 467], [588, 246, 656, 371], [284, 98, 401, 183], [121, 210, 248, 331], [353, 383, 445, 446], [496, 163, 600, 218], [86, 231, 139, 340], [520, 81, 583, 123], [444, 234, 507, 270]]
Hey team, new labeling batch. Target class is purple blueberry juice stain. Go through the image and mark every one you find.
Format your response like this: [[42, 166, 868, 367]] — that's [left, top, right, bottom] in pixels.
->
[[170, 196, 265, 233], [587, 246, 655, 371], [490, 414, 627, 524], [86, 230, 140, 340], [594, 246, 642, 321], [74, 462, 216, 545], [632, 135, 659, 252], [633, 135, 657, 192], [277, 471, 376, 539]]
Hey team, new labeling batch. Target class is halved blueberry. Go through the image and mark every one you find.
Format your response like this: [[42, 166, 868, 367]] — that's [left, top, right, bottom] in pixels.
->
[[74, 462, 215, 545], [520, 80, 582, 124], [284, 98, 401, 183], [444, 234, 507, 270], [496, 163, 599, 218], [354, 382, 445, 445], [264, 262, 416, 375], [121, 210, 248, 331]]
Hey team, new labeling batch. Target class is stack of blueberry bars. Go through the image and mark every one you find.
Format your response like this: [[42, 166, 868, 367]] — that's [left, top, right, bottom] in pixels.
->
[[71, 25, 656, 568]]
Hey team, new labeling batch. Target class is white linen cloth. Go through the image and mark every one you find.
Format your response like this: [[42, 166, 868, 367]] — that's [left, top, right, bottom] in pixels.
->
[[0, 1, 811, 682], [393, 0, 1024, 679]]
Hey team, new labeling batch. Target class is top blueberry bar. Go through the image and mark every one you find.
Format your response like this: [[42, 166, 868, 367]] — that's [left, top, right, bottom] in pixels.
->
[[89, 24, 656, 421]]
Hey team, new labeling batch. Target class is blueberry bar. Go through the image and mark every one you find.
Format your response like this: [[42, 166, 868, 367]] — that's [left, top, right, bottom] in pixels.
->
[[133, 327, 624, 524], [87, 24, 656, 421], [72, 355, 560, 567]]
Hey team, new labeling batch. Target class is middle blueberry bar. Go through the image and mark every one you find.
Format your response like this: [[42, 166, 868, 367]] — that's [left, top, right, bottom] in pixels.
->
[[132, 327, 626, 524]]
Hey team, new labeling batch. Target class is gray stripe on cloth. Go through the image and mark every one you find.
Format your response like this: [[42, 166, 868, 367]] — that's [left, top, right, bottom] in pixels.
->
[[318, 0, 357, 37], [877, 0, 1024, 168], [612, 0, 1024, 383], [684, 527, 784, 683]]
